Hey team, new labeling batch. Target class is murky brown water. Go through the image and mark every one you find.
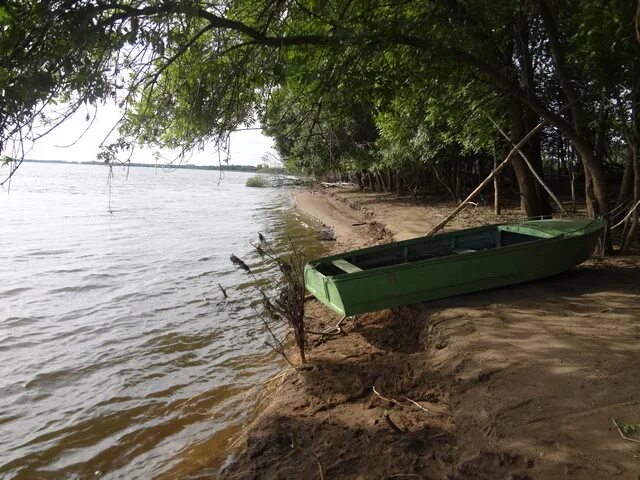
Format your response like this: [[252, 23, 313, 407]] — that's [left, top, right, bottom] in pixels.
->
[[0, 163, 323, 479]]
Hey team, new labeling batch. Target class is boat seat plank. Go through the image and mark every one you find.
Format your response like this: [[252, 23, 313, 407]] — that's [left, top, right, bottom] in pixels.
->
[[451, 248, 477, 254], [331, 259, 363, 274]]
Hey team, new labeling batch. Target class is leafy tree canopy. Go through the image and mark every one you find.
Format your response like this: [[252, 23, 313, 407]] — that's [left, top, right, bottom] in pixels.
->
[[0, 0, 638, 226]]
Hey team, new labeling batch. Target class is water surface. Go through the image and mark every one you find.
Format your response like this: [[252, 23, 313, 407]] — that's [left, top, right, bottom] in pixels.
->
[[0, 163, 321, 479]]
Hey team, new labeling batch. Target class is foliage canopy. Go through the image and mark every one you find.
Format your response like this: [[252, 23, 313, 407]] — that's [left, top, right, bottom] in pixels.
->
[[1, 1, 640, 242]]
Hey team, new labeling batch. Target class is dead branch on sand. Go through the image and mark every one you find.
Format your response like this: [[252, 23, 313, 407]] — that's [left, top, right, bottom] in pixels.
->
[[305, 316, 348, 337], [372, 386, 430, 413], [401, 396, 430, 413]]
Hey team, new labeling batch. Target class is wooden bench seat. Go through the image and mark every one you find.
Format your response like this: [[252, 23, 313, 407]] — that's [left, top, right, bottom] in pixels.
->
[[331, 259, 363, 274]]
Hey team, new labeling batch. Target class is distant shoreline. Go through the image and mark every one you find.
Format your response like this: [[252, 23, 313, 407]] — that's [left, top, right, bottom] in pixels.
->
[[20, 159, 284, 174]]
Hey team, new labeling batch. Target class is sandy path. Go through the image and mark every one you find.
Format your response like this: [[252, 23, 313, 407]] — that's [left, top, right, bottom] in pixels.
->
[[323, 189, 436, 239], [221, 188, 640, 479], [330, 189, 526, 240], [294, 190, 367, 243]]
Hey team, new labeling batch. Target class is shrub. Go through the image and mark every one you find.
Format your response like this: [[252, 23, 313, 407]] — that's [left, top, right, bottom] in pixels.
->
[[245, 175, 268, 187]]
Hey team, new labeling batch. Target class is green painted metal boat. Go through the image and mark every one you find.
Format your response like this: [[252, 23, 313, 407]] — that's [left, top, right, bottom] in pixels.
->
[[304, 217, 605, 316]]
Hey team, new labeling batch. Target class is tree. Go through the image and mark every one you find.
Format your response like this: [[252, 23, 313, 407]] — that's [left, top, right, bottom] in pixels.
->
[[1, 0, 639, 245]]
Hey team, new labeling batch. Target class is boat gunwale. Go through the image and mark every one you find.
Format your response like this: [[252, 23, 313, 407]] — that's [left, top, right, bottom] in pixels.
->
[[306, 218, 604, 283]]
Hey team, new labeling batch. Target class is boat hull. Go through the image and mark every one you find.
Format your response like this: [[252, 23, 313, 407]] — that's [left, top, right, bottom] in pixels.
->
[[304, 218, 604, 316]]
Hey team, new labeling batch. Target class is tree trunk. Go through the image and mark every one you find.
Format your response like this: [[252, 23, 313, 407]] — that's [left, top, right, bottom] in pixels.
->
[[510, 98, 548, 217], [433, 165, 456, 201], [583, 163, 597, 217], [494, 146, 501, 214], [576, 145, 609, 217], [395, 171, 404, 196], [522, 114, 551, 216], [538, 1, 610, 219], [375, 171, 382, 192], [577, 144, 613, 252], [516, 9, 552, 217], [454, 157, 461, 201], [570, 169, 576, 212], [618, 145, 634, 205], [621, 144, 639, 253], [621, 53, 640, 252]]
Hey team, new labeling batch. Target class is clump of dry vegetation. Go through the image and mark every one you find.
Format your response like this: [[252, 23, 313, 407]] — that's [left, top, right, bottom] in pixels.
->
[[231, 233, 308, 365]]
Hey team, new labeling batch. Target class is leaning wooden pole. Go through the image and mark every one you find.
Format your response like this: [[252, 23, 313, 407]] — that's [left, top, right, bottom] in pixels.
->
[[427, 120, 547, 236], [484, 114, 567, 216]]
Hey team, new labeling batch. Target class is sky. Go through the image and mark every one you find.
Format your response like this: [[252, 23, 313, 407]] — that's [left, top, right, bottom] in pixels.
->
[[24, 102, 276, 167]]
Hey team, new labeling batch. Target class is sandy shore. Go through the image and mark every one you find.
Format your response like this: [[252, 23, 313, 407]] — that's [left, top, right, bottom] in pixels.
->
[[221, 187, 640, 479]]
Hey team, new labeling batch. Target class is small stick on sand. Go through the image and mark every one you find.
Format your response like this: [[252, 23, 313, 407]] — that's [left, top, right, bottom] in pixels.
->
[[322, 316, 347, 335], [373, 386, 401, 406], [373, 387, 430, 413], [402, 396, 430, 413], [313, 316, 349, 345]]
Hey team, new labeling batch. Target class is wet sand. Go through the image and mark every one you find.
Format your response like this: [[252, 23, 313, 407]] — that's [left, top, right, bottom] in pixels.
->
[[221, 187, 640, 479]]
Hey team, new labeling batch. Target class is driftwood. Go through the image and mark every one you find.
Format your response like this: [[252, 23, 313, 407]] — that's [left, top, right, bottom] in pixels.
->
[[371, 386, 430, 413], [427, 120, 547, 236], [484, 113, 567, 216], [320, 181, 356, 188]]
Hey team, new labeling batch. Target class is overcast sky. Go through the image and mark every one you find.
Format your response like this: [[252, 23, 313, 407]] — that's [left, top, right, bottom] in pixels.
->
[[24, 102, 276, 167]]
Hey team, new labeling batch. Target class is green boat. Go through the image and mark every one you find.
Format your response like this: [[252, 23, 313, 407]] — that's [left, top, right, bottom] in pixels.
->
[[304, 217, 605, 316]]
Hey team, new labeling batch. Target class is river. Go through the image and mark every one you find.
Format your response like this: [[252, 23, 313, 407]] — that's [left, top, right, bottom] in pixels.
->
[[0, 162, 322, 479]]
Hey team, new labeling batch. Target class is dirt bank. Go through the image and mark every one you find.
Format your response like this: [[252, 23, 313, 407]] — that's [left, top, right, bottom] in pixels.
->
[[221, 188, 640, 480]]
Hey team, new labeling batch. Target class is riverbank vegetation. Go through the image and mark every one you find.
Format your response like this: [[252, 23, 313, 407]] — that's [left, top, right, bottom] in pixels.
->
[[245, 175, 269, 188], [245, 174, 313, 187], [0, 1, 639, 250]]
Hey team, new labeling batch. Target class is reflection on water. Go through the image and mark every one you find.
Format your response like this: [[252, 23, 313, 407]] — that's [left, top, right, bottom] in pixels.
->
[[0, 163, 323, 479]]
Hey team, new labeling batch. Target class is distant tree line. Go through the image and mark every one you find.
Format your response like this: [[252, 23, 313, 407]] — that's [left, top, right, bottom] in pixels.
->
[[20, 159, 283, 173]]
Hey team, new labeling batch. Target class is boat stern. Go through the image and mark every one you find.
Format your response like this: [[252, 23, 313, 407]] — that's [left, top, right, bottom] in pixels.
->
[[304, 264, 347, 315]]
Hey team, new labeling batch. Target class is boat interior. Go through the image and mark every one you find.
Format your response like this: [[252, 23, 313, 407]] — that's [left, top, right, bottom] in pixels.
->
[[314, 226, 545, 276]]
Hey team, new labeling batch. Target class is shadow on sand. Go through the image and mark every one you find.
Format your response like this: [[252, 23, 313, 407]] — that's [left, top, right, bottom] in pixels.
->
[[221, 260, 640, 479]]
